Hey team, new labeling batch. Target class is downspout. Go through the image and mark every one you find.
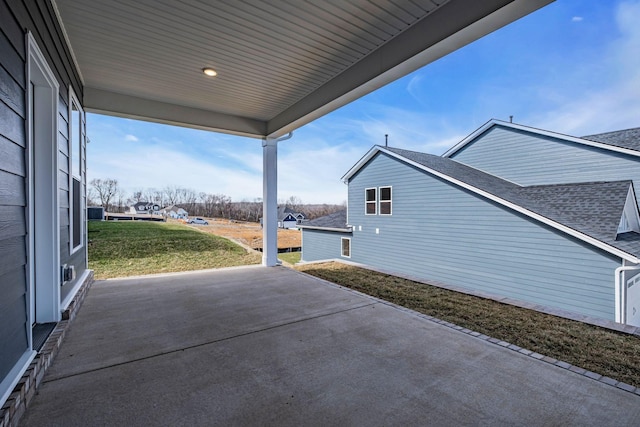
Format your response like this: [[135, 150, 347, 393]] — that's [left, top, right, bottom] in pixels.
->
[[614, 263, 640, 324]]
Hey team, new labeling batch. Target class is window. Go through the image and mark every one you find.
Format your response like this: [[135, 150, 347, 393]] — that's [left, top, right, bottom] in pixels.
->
[[341, 237, 351, 258], [379, 186, 392, 215], [365, 188, 376, 215], [69, 89, 84, 253]]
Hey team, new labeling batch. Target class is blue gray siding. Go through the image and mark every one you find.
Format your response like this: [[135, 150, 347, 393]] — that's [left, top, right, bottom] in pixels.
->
[[450, 125, 640, 201], [0, 0, 84, 395], [58, 93, 87, 304], [0, 0, 29, 386], [302, 229, 351, 262], [347, 152, 622, 321]]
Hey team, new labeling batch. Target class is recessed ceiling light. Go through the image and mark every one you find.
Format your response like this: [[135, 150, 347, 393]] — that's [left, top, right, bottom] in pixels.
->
[[202, 68, 217, 77]]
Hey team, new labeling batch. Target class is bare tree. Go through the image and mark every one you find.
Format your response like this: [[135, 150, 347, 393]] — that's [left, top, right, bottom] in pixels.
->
[[87, 187, 99, 207], [130, 189, 144, 203], [285, 195, 303, 212], [90, 178, 120, 211], [163, 186, 180, 205]]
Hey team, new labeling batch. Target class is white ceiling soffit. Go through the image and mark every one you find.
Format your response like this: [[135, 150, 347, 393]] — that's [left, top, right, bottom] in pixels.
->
[[53, 0, 553, 138]]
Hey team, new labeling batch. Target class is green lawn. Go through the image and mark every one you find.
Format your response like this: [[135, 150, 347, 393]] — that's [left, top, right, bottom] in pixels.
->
[[278, 251, 301, 265], [88, 221, 261, 279], [296, 261, 640, 388]]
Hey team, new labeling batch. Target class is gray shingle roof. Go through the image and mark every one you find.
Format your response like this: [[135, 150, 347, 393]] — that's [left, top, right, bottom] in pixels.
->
[[384, 146, 640, 258], [301, 209, 349, 231], [581, 127, 640, 152]]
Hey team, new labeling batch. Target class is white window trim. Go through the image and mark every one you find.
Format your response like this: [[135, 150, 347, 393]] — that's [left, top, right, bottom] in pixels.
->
[[365, 187, 377, 215], [27, 31, 61, 326], [68, 86, 85, 255], [379, 186, 392, 216], [341, 237, 351, 258]]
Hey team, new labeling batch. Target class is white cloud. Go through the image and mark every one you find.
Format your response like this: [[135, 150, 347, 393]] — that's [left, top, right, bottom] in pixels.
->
[[124, 134, 139, 142], [572, 16, 584, 22]]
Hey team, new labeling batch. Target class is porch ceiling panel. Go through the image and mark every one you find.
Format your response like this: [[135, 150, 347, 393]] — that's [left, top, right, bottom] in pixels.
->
[[53, 0, 553, 138]]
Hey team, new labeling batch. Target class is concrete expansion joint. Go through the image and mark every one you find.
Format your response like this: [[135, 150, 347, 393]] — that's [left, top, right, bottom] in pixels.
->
[[43, 301, 379, 385]]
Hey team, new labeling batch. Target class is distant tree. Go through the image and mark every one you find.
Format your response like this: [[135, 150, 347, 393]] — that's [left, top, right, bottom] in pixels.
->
[[130, 189, 144, 203], [163, 186, 180, 205], [87, 187, 99, 207], [285, 195, 303, 212], [90, 178, 120, 212]]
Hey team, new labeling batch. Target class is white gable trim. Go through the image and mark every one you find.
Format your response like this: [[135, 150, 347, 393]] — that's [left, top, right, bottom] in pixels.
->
[[346, 146, 640, 264], [442, 119, 640, 159], [618, 186, 640, 234]]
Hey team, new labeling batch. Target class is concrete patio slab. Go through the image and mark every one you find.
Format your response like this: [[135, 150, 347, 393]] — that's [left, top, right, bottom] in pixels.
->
[[20, 266, 640, 426]]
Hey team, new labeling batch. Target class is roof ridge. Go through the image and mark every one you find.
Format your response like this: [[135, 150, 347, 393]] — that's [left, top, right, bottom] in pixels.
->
[[378, 146, 638, 259]]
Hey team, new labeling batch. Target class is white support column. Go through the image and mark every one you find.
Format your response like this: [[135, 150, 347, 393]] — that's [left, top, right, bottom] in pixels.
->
[[262, 137, 279, 266], [262, 133, 293, 266]]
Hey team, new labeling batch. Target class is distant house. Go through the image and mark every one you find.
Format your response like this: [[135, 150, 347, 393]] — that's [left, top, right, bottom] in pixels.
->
[[301, 120, 640, 327], [130, 201, 160, 214], [263, 206, 306, 228], [161, 205, 189, 219]]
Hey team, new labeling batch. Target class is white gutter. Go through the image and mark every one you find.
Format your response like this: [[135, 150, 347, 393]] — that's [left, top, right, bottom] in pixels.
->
[[615, 264, 640, 324]]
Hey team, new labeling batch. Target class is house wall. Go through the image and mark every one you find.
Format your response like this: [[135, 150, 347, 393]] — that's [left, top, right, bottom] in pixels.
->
[[58, 92, 87, 304], [449, 125, 640, 201], [0, 0, 84, 402], [301, 229, 351, 262], [347, 152, 622, 321], [0, 0, 31, 390]]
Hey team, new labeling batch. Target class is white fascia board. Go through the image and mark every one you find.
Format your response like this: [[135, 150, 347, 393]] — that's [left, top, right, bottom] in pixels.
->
[[623, 185, 640, 232], [267, 0, 553, 138], [442, 119, 640, 158], [375, 146, 640, 264], [341, 146, 382, 182], [84, 87, 267, 138]]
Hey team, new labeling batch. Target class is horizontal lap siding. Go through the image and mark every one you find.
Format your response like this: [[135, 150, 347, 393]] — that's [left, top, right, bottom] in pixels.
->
[[348, 153, 620, 320], [301, 229, 350, 262], [0, 0, 28, 383], [450, 126, 640, 201], [0, 0, 84, 389]]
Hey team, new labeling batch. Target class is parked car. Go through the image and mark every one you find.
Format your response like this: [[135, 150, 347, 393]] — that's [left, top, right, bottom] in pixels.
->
[[188, 217, 209, 225]]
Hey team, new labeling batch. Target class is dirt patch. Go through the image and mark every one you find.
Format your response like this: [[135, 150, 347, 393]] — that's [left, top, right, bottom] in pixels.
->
[[181, 218, 301, 250]]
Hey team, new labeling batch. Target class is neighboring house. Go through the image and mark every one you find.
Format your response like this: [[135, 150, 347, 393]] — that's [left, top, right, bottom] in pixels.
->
[[161, 205, 189, 219], [301, 210, 351, 261], [271, 206, 306, 229], [0, 1, 547, 420], [301, 120, 640, 327], [131, 201, 160, 214]]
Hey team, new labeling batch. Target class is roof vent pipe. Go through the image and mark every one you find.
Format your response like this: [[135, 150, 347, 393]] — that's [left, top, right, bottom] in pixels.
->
[[509, 115, 513, 123], [385, 134, 388, 147]]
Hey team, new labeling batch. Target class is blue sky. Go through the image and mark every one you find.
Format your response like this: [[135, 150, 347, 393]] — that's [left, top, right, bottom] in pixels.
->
[[87, 0, 640, 205]]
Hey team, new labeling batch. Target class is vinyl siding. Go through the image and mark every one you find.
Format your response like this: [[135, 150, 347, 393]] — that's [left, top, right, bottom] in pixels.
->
[[0, 0, 28, 385], [0, 0, 84, 392], [450, 126, 640, 201], [58, 91, 87, 303], [348, 152, 621, 321], [301, 229, 351, 262]]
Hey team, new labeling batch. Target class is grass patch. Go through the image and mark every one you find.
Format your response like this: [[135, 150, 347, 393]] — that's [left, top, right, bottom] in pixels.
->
[[88, 221, 261, 279], [296, 262, 640, 388], [278, 251, 301, 265]]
